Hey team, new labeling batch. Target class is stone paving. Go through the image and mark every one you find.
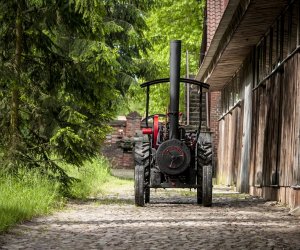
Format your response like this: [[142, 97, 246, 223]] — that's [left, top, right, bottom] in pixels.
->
[[1, 182, 300, 249]]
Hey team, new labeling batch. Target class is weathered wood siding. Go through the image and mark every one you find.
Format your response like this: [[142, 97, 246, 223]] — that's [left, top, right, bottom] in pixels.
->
[[250, 73, 282, 188], [213, 0, 300, 208], [238, 62, 253, 193], [217, 52, 300, 208], [217, 104, 243, 186], [279, 53, 300, 187], [250, 53, 300, 207]]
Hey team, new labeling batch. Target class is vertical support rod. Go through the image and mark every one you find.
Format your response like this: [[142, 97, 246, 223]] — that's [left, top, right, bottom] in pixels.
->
[[206, 92, 210, 128], [197, 87, 203, 137], [269, 27, 273, 72], [298, 0, 300, 46], [287, 5, 292, 54], [297, 0, 300, 185], [280, 15, 284, 62], [186, 50, 190, 126], [169, 40, 181, 139], [146, 85, 150, 127]]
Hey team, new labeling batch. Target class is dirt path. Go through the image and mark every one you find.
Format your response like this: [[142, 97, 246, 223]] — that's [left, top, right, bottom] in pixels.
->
[[1, 173, 300, 250]]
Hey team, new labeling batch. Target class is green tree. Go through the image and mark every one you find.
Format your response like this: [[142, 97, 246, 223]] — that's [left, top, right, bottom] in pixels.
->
[[0, 0, 156, 185], [128, 0, 205, 115]]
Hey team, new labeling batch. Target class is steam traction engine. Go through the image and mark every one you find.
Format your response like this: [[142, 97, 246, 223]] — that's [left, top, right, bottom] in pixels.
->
[[134, 40, 213, 206]]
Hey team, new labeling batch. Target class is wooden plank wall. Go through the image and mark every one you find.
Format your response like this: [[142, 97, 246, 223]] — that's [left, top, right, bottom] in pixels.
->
[[279, 53, 300, 187], [236, 55, 253, 193], [217, 105, 243, 186], [250, 53, 300, 207], [264, 73, 282, 186], [250, 86, 267, 187], [234, 103, 244, 186]]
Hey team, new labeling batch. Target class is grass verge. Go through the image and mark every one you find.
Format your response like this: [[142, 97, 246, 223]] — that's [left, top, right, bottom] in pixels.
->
[[0, 156, 114, 233], [63, 157, 112, 199], [0, 170, 64, 232]]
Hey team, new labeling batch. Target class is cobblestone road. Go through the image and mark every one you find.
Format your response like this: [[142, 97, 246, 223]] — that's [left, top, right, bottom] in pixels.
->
[[1, 178, 300, 249]]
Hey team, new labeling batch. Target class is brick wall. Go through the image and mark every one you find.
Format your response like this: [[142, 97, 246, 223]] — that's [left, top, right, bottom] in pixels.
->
[[125, 111, 142, 137], [102, 112, 141, 169]]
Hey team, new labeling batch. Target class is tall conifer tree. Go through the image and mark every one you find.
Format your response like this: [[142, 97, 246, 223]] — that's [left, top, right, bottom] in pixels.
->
[[0, 0, 155, 184]]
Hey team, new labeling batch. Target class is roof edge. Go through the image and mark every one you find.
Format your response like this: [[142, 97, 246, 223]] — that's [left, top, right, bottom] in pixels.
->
[[195, 0, 251, 83]]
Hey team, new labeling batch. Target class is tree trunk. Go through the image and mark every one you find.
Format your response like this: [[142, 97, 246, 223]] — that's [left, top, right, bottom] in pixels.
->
[[9, 3, 23, 162]]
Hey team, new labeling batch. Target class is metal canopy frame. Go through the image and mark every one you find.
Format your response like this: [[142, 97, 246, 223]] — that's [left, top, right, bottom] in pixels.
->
[[140, 78, 210, 89], [141, 78, 210, 129]]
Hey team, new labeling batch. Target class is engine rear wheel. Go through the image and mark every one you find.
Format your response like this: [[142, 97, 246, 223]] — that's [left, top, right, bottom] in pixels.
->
[[202, 165, 213, 207], [196, 171, 202, 204], [145, 187, 150, 203], [197, 137, 213, 206]]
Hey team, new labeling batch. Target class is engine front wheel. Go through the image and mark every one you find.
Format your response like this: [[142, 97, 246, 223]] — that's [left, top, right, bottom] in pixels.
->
[[134, 138, 151, 206], [135, 165, 145, 207]]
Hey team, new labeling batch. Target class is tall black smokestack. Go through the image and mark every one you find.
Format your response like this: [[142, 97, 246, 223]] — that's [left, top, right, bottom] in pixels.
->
[[169, 40, 181, 139]]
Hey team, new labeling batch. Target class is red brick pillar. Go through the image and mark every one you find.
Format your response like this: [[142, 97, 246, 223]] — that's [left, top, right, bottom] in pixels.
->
[[125, 111, 142, 137], [123, 112, 142, 168]]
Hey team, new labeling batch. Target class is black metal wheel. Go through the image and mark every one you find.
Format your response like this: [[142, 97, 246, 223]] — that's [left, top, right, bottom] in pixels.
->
[[134, 139, 150, 166], [197, 138, 213, 206], [134, 165, 145, 206], [134, 138, 151, 206], [202, 165, 213, 207], [145, 187, 150, 203], [196, 171, 202, 205]]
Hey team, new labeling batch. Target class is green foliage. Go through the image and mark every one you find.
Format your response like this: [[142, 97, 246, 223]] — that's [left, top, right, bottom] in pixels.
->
[[0, 0, 156, 185], [127, 0, 205, 115], [0, 169, 64, 232], [146, 0, 204, 77], [62, 157, 112, 199], [0, 155, 112, 232]]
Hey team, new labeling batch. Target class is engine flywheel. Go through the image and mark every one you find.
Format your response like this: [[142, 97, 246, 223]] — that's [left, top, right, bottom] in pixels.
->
[[156, 139, 191, 175]]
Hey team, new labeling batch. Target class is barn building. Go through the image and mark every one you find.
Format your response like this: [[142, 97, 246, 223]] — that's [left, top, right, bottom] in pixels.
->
[[198, 0, 300, 208]]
